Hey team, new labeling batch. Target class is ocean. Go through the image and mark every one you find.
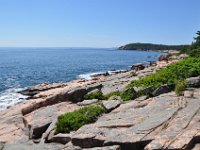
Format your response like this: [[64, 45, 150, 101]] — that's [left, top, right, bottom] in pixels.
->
[[0, 47, 162, 110]]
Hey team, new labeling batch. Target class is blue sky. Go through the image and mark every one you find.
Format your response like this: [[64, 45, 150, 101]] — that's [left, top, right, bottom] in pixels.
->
[[0, 0, 199, 47]]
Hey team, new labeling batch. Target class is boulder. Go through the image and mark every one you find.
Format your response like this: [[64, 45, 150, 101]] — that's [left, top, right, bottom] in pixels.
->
[[91, 72, 109, 78], [142, 86, 154, 95], [149, 61, 157, 66], [131, 63, 145, 71], [52, 133, 71, 145], [158, 54, 169, 61], [103, 100, 121, 112], [186, 76, 200, 87], [152, 84, 172, 96], [77, 99, 99, 106]]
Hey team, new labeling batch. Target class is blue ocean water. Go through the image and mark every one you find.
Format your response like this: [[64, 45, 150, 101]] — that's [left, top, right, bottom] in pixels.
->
[[0, 47, 162, 109]]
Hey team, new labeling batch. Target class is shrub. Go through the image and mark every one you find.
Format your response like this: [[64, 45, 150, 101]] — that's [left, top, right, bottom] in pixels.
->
[[120, 89, 136, 101], [128, 58, 200, 89], [187, 48, 200, 58], [56, 105, 106, 133], [84, 91, 105, 100], [175, 80, 186, 96]]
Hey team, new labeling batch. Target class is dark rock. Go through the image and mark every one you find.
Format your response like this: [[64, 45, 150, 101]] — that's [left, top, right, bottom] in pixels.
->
[[30, 122, 51, 140], [72, 132, 104, 148], [158, 54, 169, 61], [103, 100, 121, 112], [149, 61, 157, 66], [42, 120, 57, 143], [131, 63, 145, 71], [186, 76, 200, 87], [91, 72, 109, 78], [52, 133, 71, 144], [152, 84, 172, 96], [142, 86, 154, 95], [19, 89, 39, 97]]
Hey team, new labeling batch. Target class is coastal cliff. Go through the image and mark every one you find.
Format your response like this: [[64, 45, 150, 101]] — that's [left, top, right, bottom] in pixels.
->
[[0, 53, 199, 150]]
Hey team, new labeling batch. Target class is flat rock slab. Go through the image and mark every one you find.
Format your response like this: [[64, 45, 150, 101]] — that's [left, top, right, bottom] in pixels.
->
[[103, 100, 121, 112], [71, 90, 200, 149], [3, 142, 64, 150], [83, 145, 121, 150], [52, 133, 72, 145], [24, 102, 80, 139], [77, 99, 99, 106]]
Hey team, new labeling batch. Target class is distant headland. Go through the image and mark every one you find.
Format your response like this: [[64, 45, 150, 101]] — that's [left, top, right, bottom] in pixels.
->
[[119, 42, 189, 51]]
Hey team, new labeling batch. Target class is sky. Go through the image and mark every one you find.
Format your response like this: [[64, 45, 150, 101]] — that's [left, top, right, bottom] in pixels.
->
[[0, 0, 200, 47]]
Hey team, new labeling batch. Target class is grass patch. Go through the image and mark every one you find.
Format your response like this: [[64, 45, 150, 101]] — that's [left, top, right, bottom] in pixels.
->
[[84, 91, 106, 100], [104, 91, 121, 99], [56, 105, 106, 133], [175, 80, 186, 96], [128, 57, 200, 89]]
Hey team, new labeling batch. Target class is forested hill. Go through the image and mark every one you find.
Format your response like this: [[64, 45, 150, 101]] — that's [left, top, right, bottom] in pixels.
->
[[118, 43, 188, 51]]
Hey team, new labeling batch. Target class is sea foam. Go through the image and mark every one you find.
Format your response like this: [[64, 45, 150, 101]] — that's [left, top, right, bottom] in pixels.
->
[[0, 88, 28, 111]]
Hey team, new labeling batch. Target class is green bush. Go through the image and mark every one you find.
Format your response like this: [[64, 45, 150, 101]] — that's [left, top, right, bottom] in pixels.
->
[[175, 80, 186, 96], [120, 89, 136, 101], [128, 57, 200, 89], [84, 91, 106, 100], [56, 105, 106, 133], [187, 48, 200, 58]]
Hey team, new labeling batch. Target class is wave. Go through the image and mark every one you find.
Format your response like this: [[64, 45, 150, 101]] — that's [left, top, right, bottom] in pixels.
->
[[78, 71, 106, 80], [77, 69, 126, 80], [0, 88, 28, 111]]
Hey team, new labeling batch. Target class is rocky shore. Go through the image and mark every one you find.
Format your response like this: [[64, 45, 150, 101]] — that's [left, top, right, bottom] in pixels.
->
[[0, 54, 199, 150]]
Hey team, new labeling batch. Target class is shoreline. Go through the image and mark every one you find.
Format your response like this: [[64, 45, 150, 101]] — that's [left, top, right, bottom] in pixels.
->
[[0, 50, 164, 111], [0, 52, 198, 150]]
